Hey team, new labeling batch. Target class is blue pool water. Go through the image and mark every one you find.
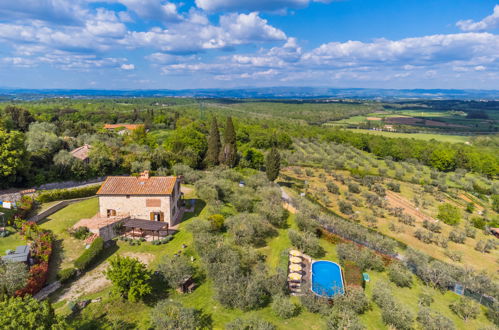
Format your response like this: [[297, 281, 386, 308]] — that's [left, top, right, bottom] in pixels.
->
[[311, 261, 345, 297]]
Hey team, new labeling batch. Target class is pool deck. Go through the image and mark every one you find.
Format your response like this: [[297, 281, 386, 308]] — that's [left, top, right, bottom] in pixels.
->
[[288, 252, 312, 296]]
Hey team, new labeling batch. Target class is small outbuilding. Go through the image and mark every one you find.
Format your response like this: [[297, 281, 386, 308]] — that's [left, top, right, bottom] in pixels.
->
[[70, 144, 91, 163], [2, 245, 31, 264]]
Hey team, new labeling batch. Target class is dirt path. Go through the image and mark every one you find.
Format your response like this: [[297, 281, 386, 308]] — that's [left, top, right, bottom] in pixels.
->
[[56, 252, 155, 302], [386, 190, 435, 223]]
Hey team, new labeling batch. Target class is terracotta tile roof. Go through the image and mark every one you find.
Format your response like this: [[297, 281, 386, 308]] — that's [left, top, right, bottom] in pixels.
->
[[104, 124, 144, 130], [97, 175, 178, 195], [70, 144, 91, 161]]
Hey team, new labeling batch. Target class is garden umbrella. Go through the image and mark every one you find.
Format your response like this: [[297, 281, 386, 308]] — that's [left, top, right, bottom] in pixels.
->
[[288, 272, 302, 281], [290, 256, 302, 264], [289, 250, 301, 257], [289, 264, 302, 272]]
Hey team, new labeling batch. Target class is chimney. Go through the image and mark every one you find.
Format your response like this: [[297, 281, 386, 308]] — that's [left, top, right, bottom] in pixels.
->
[[140, 170, 150, 180]]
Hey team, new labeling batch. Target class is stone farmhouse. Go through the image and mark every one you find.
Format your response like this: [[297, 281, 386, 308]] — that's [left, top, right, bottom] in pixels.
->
[[96, 171, 182, 225], [74, 171, 182, 240]]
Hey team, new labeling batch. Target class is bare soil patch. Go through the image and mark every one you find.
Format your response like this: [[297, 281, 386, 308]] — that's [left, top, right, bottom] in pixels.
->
[[56, 252, 155, 302]]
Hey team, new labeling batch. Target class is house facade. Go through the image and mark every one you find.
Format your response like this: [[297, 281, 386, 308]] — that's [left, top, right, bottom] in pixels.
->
[[96, 171, 182, 226]]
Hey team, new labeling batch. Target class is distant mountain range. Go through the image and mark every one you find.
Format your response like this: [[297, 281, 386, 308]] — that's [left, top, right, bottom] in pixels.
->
[[1, 87, 499, 101]]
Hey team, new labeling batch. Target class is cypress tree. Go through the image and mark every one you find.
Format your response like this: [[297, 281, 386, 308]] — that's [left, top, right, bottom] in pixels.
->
[[219, 117, 238, 167], [206, 117, 221, 166], [266, 147, 281, 181]]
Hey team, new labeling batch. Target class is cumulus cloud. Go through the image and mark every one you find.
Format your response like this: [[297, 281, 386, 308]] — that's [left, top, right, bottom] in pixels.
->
[[457, 5, 499, 31], [117, 0, 182, 22], [195, 0, 332, 12], [126, 12, 286, 53], [0, 0, 87, 25]]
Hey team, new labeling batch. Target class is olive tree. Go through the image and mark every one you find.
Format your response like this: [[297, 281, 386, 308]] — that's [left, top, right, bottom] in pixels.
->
[[157, 255, 195, 289]]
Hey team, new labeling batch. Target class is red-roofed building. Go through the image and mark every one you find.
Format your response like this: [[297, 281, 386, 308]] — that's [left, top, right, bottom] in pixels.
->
[[96, 171, 182, 226], [103, 124, 144, 135]]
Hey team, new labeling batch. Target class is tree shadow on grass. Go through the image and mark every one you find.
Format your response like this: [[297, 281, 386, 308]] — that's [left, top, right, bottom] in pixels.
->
[[70, 313, 136, 330], [180, 199, 206, 224], [47, 238, 64, 283], [143, 272, 169, 307]]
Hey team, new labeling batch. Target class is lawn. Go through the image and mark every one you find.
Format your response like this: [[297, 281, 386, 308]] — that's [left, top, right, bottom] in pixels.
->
[[345, 129, 471, 144], [39, 198, 100, 282]]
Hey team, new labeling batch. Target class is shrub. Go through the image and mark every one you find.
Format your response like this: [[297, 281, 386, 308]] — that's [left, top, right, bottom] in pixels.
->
[[226, 316, 276, 330], [417, 308, 455, 330], [414, 229, 434, 244], [464, 225, 476, 238], [422, 220, 441, 233], [398, 214, 416, 226], [326, 181, 340, 194], [74, 237, 104, 271], [226, 213, 275, 247], [348, 183, 361, 194], [57, 268, 77, 284], [486, 301, 499, 326], [470, 216, 486, 229], [16, 262, 49, 296], [288, 230, 324, 258], [448, 229, 466, 244], [157, 255, 195, 289], [339, 200, 354, 215], [327, 307, 365, 330], [475, 239, 497, 253], [333, 286, 369, 314], [387, 263, 413, 288], [299, 291, 329, 315], [449, 297, 480, 321], [437, 203, 460, 225], [36, 184, 100, 203], [418, 291, 434, 307], [337, 244, 384, 272], [444, 250, 463, 262], [68, 226, 90, 240], [271, 294, 299, 319], [387, 182, 400, 192], [207, 214, 224, 231], [151, 300, 205, 330]]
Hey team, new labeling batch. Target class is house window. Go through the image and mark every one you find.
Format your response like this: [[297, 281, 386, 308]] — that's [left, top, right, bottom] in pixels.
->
[[107, 209, 116, 217]]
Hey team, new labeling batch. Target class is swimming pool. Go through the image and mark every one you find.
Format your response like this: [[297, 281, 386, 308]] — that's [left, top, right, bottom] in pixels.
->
[[311, 261, 345, 297]]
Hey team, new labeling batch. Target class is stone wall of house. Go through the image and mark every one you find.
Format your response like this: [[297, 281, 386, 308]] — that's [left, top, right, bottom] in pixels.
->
[[99, 194, 173, 223]]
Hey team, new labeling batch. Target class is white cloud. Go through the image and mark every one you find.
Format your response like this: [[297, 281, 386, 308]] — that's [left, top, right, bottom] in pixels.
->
[[125, 12, 286, 53], [195, 0, 332, 12], [121, 63, 135, 70], [117, 0, 182, 22], [0, 0, 87, 25], [457, 5, 499, 31]]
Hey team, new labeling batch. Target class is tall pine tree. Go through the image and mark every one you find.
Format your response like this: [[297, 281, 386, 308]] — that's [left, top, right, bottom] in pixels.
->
[[265, 147, 281, 181], [219, 117, 238, 168], [206, 117, 221, 166]]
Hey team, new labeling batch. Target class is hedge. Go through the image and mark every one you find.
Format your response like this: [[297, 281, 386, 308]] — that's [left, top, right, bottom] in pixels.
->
[[36, 184, 101, 203], [74, 237, 104, 271], [57, 268, 77, 284]]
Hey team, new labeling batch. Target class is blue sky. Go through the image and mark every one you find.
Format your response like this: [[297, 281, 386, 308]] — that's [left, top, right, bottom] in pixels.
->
[[0, 0, 498, 89]]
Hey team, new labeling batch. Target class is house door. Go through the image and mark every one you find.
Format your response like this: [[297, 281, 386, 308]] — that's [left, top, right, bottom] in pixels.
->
[[150, 212, 164, 221]]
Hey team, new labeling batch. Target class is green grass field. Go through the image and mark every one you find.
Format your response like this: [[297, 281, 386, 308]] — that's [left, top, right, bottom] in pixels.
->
[[345, 129, 471, 143]]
